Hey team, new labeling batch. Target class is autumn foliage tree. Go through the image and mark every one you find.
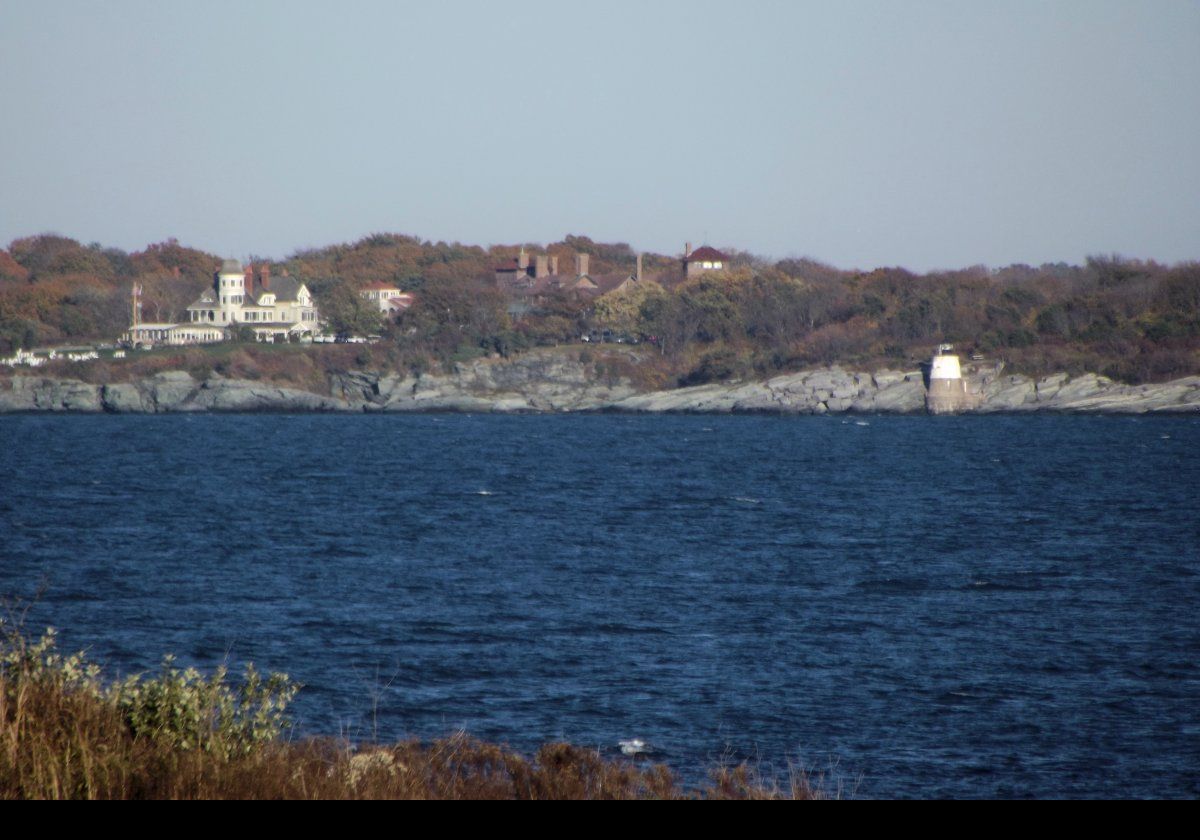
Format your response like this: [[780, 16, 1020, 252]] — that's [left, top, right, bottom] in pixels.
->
[[2, 231, 1198, 384]]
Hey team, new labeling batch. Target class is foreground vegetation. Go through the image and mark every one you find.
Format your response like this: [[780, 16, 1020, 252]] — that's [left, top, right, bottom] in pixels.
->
[[4, 232, 1197, 388], [0, 621, 823, 800]]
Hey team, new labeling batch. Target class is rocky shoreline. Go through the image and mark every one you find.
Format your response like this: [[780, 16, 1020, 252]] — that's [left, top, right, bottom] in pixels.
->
[[3, 352, 1199, 415]]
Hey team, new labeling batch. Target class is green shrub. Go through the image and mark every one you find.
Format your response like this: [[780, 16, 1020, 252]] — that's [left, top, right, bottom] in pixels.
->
[[112, 657, 296, 757], [2, 623, 296, 759], [1, 625, 102, 696]]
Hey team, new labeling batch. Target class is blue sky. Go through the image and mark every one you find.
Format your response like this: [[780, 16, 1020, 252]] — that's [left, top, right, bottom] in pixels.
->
[[1, 0, 1197, 271]]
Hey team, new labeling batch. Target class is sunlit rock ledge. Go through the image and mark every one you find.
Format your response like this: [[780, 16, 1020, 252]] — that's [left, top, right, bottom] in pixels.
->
[[2, 359, 1199, 415]]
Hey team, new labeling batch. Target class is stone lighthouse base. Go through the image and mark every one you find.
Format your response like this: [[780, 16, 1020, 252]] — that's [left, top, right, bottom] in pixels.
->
[[926, 378, 974, 414]]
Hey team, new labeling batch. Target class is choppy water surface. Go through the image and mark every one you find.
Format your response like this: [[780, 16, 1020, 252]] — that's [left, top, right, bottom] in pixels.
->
[[1, 413, 1198, 798]]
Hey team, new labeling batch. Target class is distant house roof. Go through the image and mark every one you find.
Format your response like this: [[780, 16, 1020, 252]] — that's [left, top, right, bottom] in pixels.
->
[[530, 274, 566, 294], [590, 273, 637, 295], [503, 273, 576, 297], [685, 246, 729, 263], [248, 276, 303, 303], [362, 281, 402, 291], [494, 258, 522, 272]]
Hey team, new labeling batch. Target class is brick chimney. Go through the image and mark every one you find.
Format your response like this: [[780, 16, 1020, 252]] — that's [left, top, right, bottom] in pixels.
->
[[574, 253, 590, 277], [685, 242, 692, 258], [535, 255, 549, 279], [549, 255, 559, 276], [636, 253, 642, 283], [260, 264, 270, 290]]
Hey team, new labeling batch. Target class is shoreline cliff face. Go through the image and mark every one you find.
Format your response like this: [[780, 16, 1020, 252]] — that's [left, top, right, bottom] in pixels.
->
[[2, 352, 1199, 415]]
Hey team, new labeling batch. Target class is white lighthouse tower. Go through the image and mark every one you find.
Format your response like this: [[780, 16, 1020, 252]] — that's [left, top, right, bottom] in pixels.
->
[[925, 344, 970, 414]]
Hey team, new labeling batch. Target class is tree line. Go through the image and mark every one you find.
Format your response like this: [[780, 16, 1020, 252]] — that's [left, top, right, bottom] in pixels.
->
[[2, 233, 1198, 385]]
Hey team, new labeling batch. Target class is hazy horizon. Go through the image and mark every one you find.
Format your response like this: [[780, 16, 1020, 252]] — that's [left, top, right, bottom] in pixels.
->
[[2, 1, 1198, 273]]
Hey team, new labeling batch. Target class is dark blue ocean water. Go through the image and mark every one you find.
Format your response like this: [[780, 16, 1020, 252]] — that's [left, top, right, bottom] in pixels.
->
[[1, 413, 1198, 798]]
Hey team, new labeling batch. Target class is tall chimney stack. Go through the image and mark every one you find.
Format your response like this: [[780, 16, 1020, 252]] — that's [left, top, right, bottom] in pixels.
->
[[685, 242, 692, 258], [535, 255, 549, 279], [260, 264, 270, 290], [574, 253, 590, 277], [636, 253, 643, 283], [518, 246, 529, 272], [549, 255, 559, 276]]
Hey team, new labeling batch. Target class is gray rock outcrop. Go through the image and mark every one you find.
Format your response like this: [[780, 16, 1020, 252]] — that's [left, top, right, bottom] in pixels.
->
[[971, 371, 1200, 413], [1, 371, 350, 413], [608, 367, 926, 414], [331, 351, 639, 412], [0, 376, 104, 412], [3, 352, 1199, 415]]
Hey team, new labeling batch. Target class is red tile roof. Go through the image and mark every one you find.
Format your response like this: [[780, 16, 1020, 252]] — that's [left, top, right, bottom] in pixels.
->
[[685, 246, 730, 262]]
